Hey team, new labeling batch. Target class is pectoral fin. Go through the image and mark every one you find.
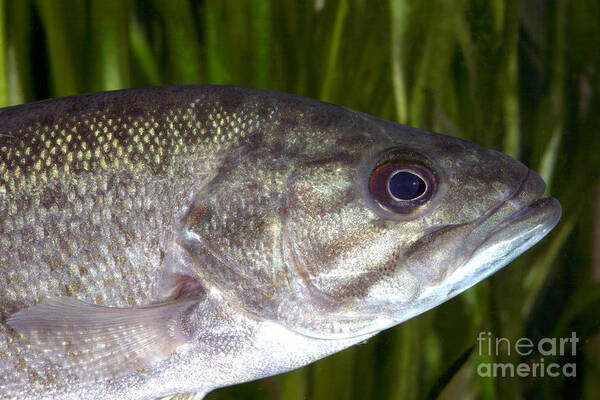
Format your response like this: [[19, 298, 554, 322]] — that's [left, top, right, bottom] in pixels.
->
[[7, 294, 202, 379]]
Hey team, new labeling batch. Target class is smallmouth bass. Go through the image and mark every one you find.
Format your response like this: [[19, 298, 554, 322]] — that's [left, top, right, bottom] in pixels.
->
[[0, 86, 561, 399]]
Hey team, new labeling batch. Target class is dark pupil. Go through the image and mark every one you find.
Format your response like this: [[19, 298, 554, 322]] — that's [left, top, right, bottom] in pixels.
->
[[388, 171, 426, 200]]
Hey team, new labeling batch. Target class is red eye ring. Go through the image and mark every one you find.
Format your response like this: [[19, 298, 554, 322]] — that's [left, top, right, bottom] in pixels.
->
[[369, 161, 436, 214]]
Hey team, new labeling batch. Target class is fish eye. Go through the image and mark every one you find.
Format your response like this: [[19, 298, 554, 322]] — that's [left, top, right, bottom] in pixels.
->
[[388, 171, 426, 200], [369, 161, 436, 213]]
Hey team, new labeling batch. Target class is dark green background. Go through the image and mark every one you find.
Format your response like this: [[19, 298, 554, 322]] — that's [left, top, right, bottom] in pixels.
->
[[1, 0, 598, 399]]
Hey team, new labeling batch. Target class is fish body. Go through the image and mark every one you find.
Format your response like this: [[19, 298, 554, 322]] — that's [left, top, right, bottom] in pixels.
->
[[0, 86, 560, 399]]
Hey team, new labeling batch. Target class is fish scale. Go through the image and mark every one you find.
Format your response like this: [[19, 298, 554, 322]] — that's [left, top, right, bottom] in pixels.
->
[[0, 86, 269, 397]]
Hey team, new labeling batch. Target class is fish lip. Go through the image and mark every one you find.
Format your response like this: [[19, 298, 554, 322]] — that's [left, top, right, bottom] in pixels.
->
[[496, 197, 561, 229], [475, 196, 562, 254], [470, 168, 561, 258]]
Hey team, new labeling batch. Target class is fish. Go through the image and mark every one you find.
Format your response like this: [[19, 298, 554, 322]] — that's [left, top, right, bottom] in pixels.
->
[[0, 85, 561, 399]]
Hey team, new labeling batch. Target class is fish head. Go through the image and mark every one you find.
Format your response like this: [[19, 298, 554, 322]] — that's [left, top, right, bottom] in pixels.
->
[[277, 112, 561, 338], [182, 96, 561, 340]]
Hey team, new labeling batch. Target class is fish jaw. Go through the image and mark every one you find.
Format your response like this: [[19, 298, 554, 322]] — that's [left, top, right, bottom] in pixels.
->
[[441, 195, 561, 301], [389, 169, 562, 327]]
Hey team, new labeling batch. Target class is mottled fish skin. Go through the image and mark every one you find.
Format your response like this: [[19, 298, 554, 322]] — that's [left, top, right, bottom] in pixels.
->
[[0, 86, 560, 399]]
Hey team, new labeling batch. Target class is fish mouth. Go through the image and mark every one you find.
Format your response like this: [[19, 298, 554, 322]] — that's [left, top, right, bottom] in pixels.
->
[[396, 188, 561, 331], [468, 196, 561, 266], [470, 169, 561, 260], [483, 197, 561, 248], [441, 169, 561, 298]]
